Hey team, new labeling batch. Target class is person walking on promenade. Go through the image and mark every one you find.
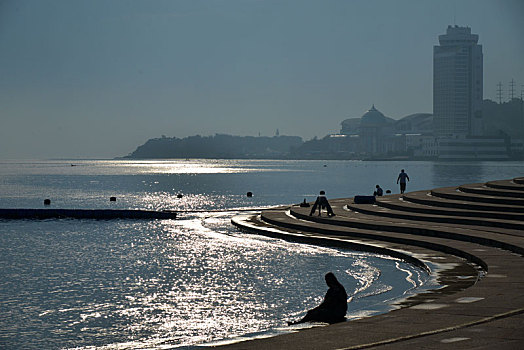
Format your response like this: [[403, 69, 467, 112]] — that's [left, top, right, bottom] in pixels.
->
[[309, 190, 335, 217], [374, 185, 383, 196], [397, 169, 410, 194], [288, 272, 348, 325]]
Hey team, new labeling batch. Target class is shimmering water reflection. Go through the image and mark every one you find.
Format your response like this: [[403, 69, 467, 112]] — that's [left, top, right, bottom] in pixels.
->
[[0, 213, 432, 349], [5, 159, 519, 349]]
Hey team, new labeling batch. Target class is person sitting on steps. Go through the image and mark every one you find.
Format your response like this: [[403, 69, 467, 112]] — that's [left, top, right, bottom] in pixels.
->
[[288, 272, 348, 325], [374, 184, 383, 196], [309, 190, 335, 217]]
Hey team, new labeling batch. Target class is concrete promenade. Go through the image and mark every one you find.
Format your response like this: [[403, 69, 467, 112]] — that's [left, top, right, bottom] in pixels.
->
[[220, 177, 524, 349]]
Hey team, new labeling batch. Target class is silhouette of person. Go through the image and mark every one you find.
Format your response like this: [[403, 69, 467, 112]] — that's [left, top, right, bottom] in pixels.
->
[[309, 190, 335, 217], [288, 272, 348, 325], [397, 169, 410, 194], [374, 185, 383, 196], [299, 198, 310, 207]]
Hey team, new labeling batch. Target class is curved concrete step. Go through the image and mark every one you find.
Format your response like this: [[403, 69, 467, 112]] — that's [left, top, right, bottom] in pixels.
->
[[459, 183, 524, 198], [289, 204, 524, 254], [374, 196, 524, 221], [237, 212, 435, 273], [232, 213, 488, 321], [262, 209, 488, 270], [485, 179, 524, 191], [345, 201, 524, 231], [513, 177, 524, 184], [402, 190, 524, 213], [226, 176, 524, 350], [431, 186, 524, 206]]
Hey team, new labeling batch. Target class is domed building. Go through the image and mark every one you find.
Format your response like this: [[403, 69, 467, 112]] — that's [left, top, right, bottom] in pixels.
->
[[338, 106, 437, 157], [340, 105, 395, 135], [360, 105, 395, 126], [340, 105, 395, 155], [360, 105, 395, 154]]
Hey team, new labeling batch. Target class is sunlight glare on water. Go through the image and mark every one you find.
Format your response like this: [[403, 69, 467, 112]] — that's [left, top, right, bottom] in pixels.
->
[[3, 159, 523, 349], [116, 160, 257, 175], [0, 213, 432, 349]]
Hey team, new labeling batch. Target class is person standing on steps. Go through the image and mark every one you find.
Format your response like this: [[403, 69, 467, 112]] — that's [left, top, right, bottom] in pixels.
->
[[309, 190, 335, 217], [397, 169, 410, 194]]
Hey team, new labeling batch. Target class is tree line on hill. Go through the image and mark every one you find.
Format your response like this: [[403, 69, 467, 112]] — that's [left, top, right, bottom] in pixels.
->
[[125, 134, 306, 159]]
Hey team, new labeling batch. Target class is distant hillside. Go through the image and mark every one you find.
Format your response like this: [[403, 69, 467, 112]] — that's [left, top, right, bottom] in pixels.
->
[[125, 134, 304, 159], [483, 98, 524, 139]]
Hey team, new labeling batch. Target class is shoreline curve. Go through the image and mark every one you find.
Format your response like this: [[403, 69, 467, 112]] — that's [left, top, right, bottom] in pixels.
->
[[217, 177, 524, 349]]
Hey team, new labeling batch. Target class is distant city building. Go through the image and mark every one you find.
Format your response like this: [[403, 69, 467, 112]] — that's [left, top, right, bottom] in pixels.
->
[[359, 105, 395, 154], [340, 118, 360, 136], [307, 25, 523, 160], [433, 25, 483, 137], [438, 137, 509, 160], [394, 113, 433, 134], [416, 136, 439, 158], [339, 106, 433, 157], [431, 25, 514, 160]]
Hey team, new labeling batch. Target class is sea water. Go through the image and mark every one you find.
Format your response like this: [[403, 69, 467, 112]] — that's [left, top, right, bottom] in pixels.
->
[[1, 159, 523, 349]]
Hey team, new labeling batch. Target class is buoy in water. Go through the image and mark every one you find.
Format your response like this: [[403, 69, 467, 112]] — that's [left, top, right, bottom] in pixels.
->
[[246, 191, 253, 197], [44, 199, 51, 205], [110, 197, 116, 202], [386, 190, 391, 194]]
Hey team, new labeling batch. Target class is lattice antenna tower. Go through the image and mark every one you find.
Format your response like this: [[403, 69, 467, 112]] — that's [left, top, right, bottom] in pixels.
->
[[509, 79, 516, 100], [521, 85, 524, 140], [497, 82, 503, 104]]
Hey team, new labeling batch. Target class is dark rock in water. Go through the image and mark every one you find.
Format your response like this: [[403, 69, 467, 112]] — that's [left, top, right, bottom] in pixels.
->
[[44, 199, 51, 205], [110, 197, 116, 202], [386, 190, 392, 194], [177, 194, 183, 198], [247, 191, 253, 197]]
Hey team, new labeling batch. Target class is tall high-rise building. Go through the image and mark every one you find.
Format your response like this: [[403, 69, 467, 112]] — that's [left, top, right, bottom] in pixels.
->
[[433, 25, 483, 136]]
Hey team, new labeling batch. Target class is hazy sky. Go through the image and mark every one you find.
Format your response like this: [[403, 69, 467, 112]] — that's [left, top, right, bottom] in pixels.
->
[[1, 0, 523, 159]]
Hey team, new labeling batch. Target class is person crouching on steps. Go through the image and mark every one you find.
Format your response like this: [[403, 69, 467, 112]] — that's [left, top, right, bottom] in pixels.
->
[[309, 190, 335, 217]]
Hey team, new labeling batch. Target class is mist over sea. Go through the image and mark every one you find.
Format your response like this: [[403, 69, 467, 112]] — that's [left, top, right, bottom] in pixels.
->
[[1, 159, 523, 349]]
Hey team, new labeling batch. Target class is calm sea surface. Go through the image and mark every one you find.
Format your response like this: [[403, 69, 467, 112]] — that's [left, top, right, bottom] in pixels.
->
[[1, 159, 523, 349]]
